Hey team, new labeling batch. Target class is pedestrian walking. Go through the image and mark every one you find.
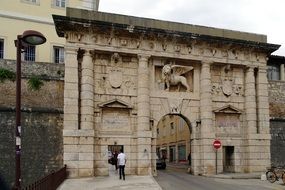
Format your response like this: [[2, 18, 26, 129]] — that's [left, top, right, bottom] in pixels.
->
[[117, 149, 126, 180]]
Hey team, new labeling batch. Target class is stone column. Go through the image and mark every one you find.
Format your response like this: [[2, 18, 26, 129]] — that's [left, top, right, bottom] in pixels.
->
[[137, 54, 151, 175], [245, 66, 257, 134], [81, 50, 94, 130], [63, 46, 80, 177], [199, 60, 215, 175], [255, 66, 271, 171], [63, 47, 95, 178], [256, 67, 270, 134], [244, 66, 260, 172], [78, 50, 95, 177]]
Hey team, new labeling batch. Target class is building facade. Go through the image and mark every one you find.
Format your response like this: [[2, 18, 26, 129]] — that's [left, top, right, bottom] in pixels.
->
[[0, 0, 99, 62], [156, 115, 191, 164], [53, 8, 280, 177]]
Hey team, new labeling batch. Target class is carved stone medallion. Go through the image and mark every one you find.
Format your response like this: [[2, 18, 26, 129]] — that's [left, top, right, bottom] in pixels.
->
[[109, 69, 123, 88], [222, 79, 233, 96]]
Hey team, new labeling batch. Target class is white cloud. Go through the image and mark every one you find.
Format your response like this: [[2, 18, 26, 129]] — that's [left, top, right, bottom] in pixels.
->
[[99, 0, 285, 55]]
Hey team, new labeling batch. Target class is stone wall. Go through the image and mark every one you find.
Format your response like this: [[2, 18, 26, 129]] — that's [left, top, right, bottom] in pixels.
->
[[270, 119, 285, 167], [268, 81, 285, 167], [0, 111, 63, 187], [0, 59, 64, 188], [268, 81, 285, 118]]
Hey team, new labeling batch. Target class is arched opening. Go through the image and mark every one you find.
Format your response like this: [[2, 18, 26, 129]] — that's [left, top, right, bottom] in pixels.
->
[[156, 114, 192, 172]]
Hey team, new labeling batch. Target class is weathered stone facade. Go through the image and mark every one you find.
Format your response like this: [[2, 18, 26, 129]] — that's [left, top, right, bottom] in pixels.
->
[[0, 60, 64, 187], [268, 79, 285, 167], [53, 8, 280, 177]]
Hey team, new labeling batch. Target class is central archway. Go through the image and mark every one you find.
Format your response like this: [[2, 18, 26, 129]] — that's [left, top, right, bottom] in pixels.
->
[[155, 114, 192, 174]]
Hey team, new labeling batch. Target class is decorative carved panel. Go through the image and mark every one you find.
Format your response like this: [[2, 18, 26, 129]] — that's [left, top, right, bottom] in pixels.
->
[[102, 108, 130, 131]]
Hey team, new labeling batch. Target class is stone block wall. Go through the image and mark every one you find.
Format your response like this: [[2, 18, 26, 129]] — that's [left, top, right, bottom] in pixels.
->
[[268, 81, 285, 167], [270, 119, 285, 167], [0, 59, 64, 188], [268, 81, 285, 118], [0, 111, 63, 187]]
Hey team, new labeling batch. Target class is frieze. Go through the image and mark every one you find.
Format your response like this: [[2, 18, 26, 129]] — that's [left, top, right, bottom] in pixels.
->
[[66, 32, 266, 63]]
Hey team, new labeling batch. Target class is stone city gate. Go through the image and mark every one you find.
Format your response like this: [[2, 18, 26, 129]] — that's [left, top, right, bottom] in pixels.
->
[[53, 8, 280, 177]]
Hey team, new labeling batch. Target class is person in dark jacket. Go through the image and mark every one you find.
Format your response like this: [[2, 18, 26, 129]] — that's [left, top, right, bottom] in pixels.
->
[[188, 153, 191, 166]]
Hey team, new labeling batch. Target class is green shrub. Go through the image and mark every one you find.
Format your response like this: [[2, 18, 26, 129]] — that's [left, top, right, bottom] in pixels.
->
[[0, 68, 16, 82], [27, 75, 44, 91]]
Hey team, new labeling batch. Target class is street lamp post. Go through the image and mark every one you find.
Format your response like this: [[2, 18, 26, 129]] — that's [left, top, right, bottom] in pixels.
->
[[13, 30, 46, 190]]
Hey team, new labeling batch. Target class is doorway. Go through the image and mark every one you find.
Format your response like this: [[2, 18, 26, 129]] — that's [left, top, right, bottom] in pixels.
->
[[223, 146, 235, 173], [108, 145, 123, 162], [169, 146, 176, 162], [108, 145, 123, 175]]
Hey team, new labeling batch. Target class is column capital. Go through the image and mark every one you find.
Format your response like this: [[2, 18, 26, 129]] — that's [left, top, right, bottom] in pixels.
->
[[89, 50, 97, 63], [65, 46, 78, 54], [138, 54, 151, 62], [245, 66, 257, 73], [77, 48, 86, 63], [257, 66, 267, 73], [201, 59, 214, 65]]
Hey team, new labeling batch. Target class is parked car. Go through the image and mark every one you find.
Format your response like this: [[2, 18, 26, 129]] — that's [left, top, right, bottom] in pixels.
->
[[156, 157, 166, 169]]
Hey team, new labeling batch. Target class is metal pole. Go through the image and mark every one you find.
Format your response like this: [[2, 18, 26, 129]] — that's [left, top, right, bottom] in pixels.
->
[[215, 149, 217, 175], [14, 35, 22, 190]]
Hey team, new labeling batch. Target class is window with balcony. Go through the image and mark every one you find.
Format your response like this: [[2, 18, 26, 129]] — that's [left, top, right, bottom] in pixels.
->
[[53, 46, 64, 63], [0, 39, 4, 59], [24, 45, 36, 61]]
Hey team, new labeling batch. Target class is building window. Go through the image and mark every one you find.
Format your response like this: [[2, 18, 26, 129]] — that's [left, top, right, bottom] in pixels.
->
[[267, 64, 280, 80], [21, 0, 39, 5], [170, 122, 175, 134], [24, 45, 35, 61], [55, 0, 66, 8], [0, 39, 4, 59], [53, 46, 64, 63]]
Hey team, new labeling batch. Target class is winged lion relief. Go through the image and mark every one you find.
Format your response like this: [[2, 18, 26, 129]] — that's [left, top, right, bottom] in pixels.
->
[[161, 62, 193, 92]]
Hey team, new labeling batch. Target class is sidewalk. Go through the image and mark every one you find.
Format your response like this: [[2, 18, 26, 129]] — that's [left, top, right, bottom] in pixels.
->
[[167, 162, 262, 179], [57, 165, 162, 190]]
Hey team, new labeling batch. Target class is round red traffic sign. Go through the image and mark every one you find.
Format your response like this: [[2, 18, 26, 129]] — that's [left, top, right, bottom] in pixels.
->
[[213, 140, 221, 149]]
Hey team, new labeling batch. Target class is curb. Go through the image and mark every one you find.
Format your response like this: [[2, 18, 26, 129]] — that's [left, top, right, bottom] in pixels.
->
[[205, 174, 261, 179]]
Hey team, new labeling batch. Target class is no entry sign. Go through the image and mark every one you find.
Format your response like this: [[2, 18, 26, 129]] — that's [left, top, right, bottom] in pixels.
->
[[213, 139, 221, 149]]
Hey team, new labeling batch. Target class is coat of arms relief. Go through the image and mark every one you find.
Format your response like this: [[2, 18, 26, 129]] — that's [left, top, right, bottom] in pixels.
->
[[211, 65, 244, 96]]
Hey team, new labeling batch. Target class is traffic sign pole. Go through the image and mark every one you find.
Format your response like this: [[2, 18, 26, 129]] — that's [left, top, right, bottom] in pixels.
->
[[215, 149, 217, 175], [213, 139, 221, 175]]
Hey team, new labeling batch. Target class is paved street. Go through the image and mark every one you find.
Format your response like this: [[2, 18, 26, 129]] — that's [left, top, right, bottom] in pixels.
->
[[154, 166, 285, 190]]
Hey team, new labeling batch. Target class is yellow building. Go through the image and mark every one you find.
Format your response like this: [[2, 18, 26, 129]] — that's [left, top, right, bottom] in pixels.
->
[[0, 0, 99, 63], [156, 115, 191, 164]]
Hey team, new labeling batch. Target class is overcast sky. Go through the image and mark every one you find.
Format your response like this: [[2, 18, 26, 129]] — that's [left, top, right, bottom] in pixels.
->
[[99, 0, 285, 56]]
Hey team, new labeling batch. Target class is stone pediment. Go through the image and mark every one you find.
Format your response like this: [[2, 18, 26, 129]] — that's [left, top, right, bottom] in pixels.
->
[[98, 99, 132, 109], [214, 105, 242, 114]]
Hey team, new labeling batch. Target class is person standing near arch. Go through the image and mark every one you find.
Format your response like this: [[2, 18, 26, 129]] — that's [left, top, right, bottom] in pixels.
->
[[117, 149, 126, 180], [188, 153, 191, 166]]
